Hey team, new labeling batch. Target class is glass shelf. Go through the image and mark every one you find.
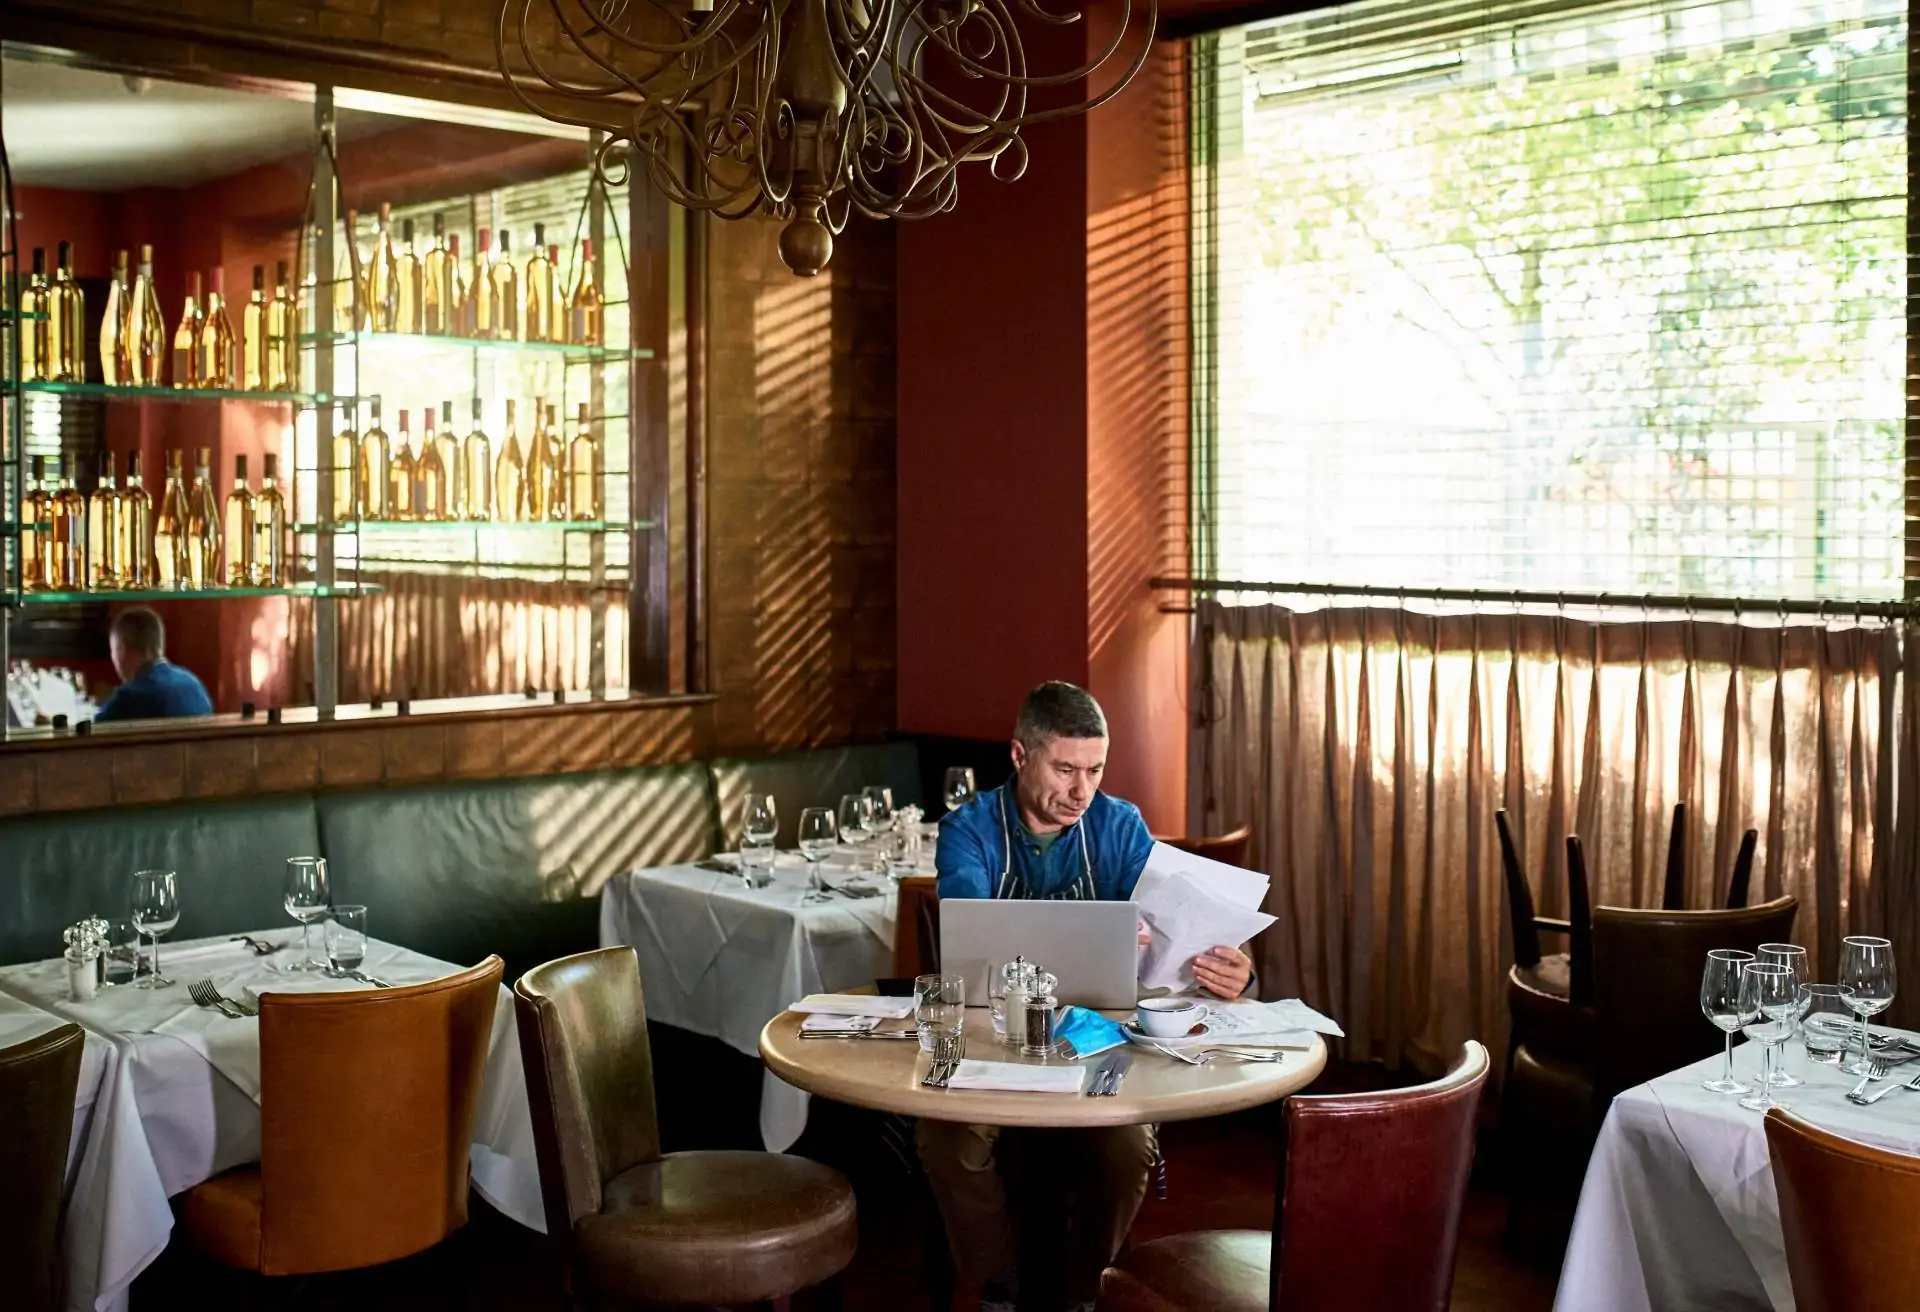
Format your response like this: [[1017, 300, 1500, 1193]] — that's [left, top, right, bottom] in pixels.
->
[[4, 581, 385, 604], [302, 330, 650, 364], [0, 521, 47, 534], [292, 519, 647, 534], [10, 380, 349, 405]]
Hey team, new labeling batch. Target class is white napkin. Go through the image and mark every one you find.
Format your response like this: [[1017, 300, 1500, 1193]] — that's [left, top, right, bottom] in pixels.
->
[[791, 993, 916, 1019], [943, 1060, 1088, 1094], [801, 1014, 880, 1032]]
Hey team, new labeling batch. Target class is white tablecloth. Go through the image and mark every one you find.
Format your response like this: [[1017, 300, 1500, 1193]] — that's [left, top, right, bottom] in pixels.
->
[[1556, 1035, 1920, 1312], [599, 854, 899, 1150], [0, 933, 544, 1312]]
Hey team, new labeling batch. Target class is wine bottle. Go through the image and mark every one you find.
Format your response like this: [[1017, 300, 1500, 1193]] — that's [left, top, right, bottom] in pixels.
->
[[200, 268, 238, 390], [171, 272, 203, 390], [544, 403, 567, 520], [491, 229, 520, 341], [19, 247, 50, 381], [253, 453, 288, 586], [243, 265, 267, 391], [422, 214, 450, 336], [464, 397, 493, 523], [360, 397, 391, 520], [567, 403, 601, 522], [119, 450, 154, 587], [524, 224, 554, 343], [416, 408, 447, 521], [223, 454, 256, 585], [331, 405, 359, 524], [337, 209, 364, 332], [369, 202, 400, 333], [437, 400, 463, 519], [494, 398, 525, 522], [447, 232, 470, 337], [547, 243, 564, 345], [22, 456, 51, 591], [186, 447, 222, 588], [51, 459, 87, 591], [389, 410, 417, 521], [525, 396, 555, 520], [51, 242, 84, 382], [570, 237, 604, 347], [154, 449, 191, 589], [89, 453, 121, 589], [131, 244, 166, 387], [101, 249, 132, 386], [299, 223, 321, 338], [266, 260, 295, 392], [396, 216, 422, 334]]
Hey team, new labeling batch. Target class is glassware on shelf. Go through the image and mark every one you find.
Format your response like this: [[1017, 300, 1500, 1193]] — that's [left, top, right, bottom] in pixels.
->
[[524, 223, 555, 343], [490, 228, 520, 341], [266, 261, 295, 392], [223, 454, 255, 586], [185, 447, 222, 589], [199, 269, 238, 390], [22, 457, 51, 592], [472, 227, 495, 339], [525, 397, 557, 520], [396, 216, 422, 334], [494, 398, 525, 522], [436, 400, 463, 520], [416, 408, 448, 521], [119, 450, 154, 588], [422, 213, 452, 335], [254, 453, 288, 586], [369, 202, 401, 333], [19, 247, 51, 380], [51, 242, 84, 382], [570, 237, 604, 347], [171, 272, 204, 390], [299, 223, 321, 338], [51, 460, 87, 591], [567, 402, 601, 521], [89, 454, 121, 590], [330, 405, 360, 524], [360, 398, 391, 520], [101, 249, 132, 386], [130, 244, 167, 387], [464, 398, 493, 522], [243, 265, 267, 391], [154, 449, 191, 589]]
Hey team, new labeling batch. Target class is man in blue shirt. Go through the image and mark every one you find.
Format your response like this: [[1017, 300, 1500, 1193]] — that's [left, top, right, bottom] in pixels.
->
[[921, 681, 1255, 1312], [93, 607, 213, 724]]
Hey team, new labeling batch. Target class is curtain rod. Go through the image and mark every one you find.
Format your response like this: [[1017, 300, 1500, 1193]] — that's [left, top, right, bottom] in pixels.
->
[[1150, 577, 1917, 619]]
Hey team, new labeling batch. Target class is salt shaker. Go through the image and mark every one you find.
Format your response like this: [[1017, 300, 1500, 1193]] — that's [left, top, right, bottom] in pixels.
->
[[63, 920, 102, 1002], [994, 956, 1037, 1045]]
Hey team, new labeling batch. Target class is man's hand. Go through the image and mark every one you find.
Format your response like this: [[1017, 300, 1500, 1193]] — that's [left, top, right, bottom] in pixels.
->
[[1191, 944, 1253, 999]]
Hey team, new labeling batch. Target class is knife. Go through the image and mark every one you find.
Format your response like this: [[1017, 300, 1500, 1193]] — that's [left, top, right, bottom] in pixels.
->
[[1085, 1053, 1123, 1097], [1100, 1053, 1135, 1097]]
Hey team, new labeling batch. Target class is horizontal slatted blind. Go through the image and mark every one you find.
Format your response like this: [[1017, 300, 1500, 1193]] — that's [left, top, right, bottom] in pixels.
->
[[1195, 0, 1908, 601]]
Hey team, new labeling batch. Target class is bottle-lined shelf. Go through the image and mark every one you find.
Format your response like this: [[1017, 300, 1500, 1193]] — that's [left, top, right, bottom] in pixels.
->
[[4, 581, 385, 604], [302, 330, 649, 364], [10, 380, 350, 406], [291, 518, 651, 534]]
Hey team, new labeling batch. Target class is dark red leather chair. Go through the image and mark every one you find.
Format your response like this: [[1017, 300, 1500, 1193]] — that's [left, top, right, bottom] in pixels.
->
[[1158, 824, 1255, 869], [1, 1023, 85, 1312]]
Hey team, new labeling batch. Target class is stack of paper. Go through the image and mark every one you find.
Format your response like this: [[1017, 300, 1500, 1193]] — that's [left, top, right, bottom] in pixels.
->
[[1134, 842, 1279, 992], [790, 994, 917, 1019], [1202, 999, 1345, 1047]]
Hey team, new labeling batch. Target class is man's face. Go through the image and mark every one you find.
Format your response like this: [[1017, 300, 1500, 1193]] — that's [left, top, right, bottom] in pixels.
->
[[109, 631, 138, 682], [1011, 733, 1108, 830]]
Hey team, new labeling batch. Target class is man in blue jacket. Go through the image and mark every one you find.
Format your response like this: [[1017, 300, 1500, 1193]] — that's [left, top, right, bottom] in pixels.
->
[[93, 607, 213, 724], [921, 681, 1254, 1312]]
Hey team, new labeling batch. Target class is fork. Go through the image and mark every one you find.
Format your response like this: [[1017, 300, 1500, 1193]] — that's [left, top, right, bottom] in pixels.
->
[[188, 979, 247, 1019], [1852, 1069, 1920, 1106], [921, 1033, 962, 1088], [1847, 1058, 1892, 1101]]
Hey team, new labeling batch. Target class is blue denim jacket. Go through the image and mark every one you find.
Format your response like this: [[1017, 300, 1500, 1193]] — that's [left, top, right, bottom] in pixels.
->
[[935, 783, 1155, 901], [93, 660, 214, 723]]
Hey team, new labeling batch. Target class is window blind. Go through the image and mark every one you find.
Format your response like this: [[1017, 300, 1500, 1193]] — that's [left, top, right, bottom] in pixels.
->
[[1192, 0, 1908, 602]]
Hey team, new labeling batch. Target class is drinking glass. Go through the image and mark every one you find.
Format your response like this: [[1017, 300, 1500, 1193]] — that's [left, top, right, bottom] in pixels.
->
[[1757, 943, 1810, 1087], [325, 904, 368, 975], [837, 793, 874, 866], [1838, 935, 1896, 1075], [1737, 963, 1799, 1112], [915, 972, 965, 1054], [101, 918, 141, 987], [129, 870, 180, 990], [944, 767, 977, 814], [283, 856, 332, 973], [1699, 949, 1755, 1094], [863, 786, 895, 837], [1800, 984, 1854, 1064], [740, 841, 776, 888], [743, 791, 779, 850], [797, 807, 838, 904]]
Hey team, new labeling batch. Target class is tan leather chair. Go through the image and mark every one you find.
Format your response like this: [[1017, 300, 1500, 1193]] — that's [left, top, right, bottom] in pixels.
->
[[514, 947, 856, 1308], [1, 1023, 85, 1312], [179, 957, 503, 1276], [1099, 1041, 1489, 1312], [1156, 824, 1254, 869], [1767, 1108, 1920, 1312]]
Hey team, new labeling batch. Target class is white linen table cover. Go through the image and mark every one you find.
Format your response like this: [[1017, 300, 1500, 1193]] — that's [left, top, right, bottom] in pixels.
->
[[0, 933, 543, 1312], [1556, 1033, 1920, 1312], [598, 854, 898, 1150]]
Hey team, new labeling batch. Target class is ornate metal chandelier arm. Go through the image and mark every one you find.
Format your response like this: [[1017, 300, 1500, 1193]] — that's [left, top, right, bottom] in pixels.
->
[[541, 0, 762, 112], [907, 0, 1148, 93], [561, 0, 757, 60]]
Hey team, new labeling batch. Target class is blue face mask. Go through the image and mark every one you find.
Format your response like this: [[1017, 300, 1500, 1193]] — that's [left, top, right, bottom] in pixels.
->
[[1054, 1005, 1128, 1060]]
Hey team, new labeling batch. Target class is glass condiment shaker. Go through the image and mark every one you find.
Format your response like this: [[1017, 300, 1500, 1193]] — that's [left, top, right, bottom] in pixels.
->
[[994, 956, 1038, 1046], [1019, 969, 1059, 1058]]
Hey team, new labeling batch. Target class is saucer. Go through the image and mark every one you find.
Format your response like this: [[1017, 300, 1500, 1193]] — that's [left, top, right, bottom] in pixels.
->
[[1123, 1018, 1214, 1050]]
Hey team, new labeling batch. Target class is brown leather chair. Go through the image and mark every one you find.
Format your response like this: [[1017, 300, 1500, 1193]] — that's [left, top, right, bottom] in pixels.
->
[[514, 947, 856, 1308], [1156, 823, 1254, 869], [1659, 803, 1760, 910], [1766, 1108, 1920, 1312], [1499, 813, 1590, 1070], [892, 875, 941, 978], [1, 1023, 85, 1312], [179, 957, 503, 1277], [1724, 828, 1759, 909], [1098, 1041, 1489, 1312]]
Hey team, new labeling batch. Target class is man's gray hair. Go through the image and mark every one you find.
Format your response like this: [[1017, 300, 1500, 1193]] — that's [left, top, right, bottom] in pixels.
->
[[1015, 681, 1108, 749], [111, 606, 166, 658]]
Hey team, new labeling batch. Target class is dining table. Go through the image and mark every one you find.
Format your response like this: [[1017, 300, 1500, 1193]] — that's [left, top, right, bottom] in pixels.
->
[[1556, 1030, 1920, 1312], [0, 931, 544, 1312]]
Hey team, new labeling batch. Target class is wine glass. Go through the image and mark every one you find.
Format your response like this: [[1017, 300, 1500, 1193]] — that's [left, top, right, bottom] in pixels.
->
[[863, 785, 895, 836], [837, 793, 873, 871], [1839, 935, 1896, 1075], [797, 807, 838, 904], [283, 856, 332, 972], [1756, 943, 1809, 1087], [130, 870, 180, 990], [1699, 949, 1755, 1094], [324, 905, 368, 976], [743, 791, 780, 850], [943, 767, 977, 814], [1737, 963, 1799, 1112]]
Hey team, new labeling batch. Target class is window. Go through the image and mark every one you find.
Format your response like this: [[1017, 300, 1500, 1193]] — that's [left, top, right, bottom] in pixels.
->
[[1192, 0, 1908, 601]]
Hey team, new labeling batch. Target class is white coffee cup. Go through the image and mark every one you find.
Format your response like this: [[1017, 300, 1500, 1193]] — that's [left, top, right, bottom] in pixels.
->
[[1136, 997, 1210, 1039]]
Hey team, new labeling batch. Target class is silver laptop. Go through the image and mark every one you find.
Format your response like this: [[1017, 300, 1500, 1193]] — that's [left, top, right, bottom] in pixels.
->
[[940, 899, 1139, 1008]]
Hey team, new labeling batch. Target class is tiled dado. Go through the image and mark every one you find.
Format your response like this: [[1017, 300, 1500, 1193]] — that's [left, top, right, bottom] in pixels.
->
[[0, 699, 713, 817]]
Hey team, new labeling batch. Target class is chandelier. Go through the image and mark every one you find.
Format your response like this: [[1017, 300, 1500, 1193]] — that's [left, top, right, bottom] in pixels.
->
[[495, 0, 1157, 275]]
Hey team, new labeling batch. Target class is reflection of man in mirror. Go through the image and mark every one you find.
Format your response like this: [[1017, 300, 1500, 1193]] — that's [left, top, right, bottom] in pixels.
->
[[93, 607, 213, 723]]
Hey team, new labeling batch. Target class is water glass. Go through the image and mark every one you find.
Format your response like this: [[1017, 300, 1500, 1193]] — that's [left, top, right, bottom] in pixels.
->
[[1737, 962, 1799, 1112], [324, 904, 368, 975], [797, 807, 837, 903], [879, 827, 916, 883], [741, 840, 776, 888], [130, 869, 180, 990], [101, 918, 141, 987], [1699, 949, 1755, 1094], [283, 856, 332, 972], [1838, 935, 1896, 1075], [1757, 943, 1810, 1087], [743, 791, 779, 849], [915, 972, 965, 1055], [1800, 984, 1854, 1064], [943, 766, 977, 814]]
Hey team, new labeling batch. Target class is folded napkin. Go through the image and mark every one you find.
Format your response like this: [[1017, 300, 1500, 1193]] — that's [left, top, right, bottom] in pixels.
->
[[943, 1060, 1088, 1094], [802, 1014, 881, 1033], [791, 993, 916, 1019]]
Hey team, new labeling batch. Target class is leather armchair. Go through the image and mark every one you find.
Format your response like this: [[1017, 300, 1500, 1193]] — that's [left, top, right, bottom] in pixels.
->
[[1, 1023, 84, 1312], [179, 957, 503, 1277], [514, 946, 856, 1308], [1766, 1108, 1920, 1312], [1098, 1041, 1489, 1312], [1156, 824, 1254, 869]]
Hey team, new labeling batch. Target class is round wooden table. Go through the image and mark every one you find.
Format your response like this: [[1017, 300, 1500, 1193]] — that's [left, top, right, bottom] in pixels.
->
[[759, 1007, 1327, 1126]]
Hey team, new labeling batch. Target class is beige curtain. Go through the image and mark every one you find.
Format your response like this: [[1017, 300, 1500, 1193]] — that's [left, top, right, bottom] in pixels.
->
[[1190, 598, 1920, 1075]]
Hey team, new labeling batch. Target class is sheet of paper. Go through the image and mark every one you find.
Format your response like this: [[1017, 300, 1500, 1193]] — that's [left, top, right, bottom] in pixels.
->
[[1133, 870, 1278, 992], [1142, 841, 1270, 909], [790, 993, 916, 1019], [1203, 998, 1343, 1045]]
